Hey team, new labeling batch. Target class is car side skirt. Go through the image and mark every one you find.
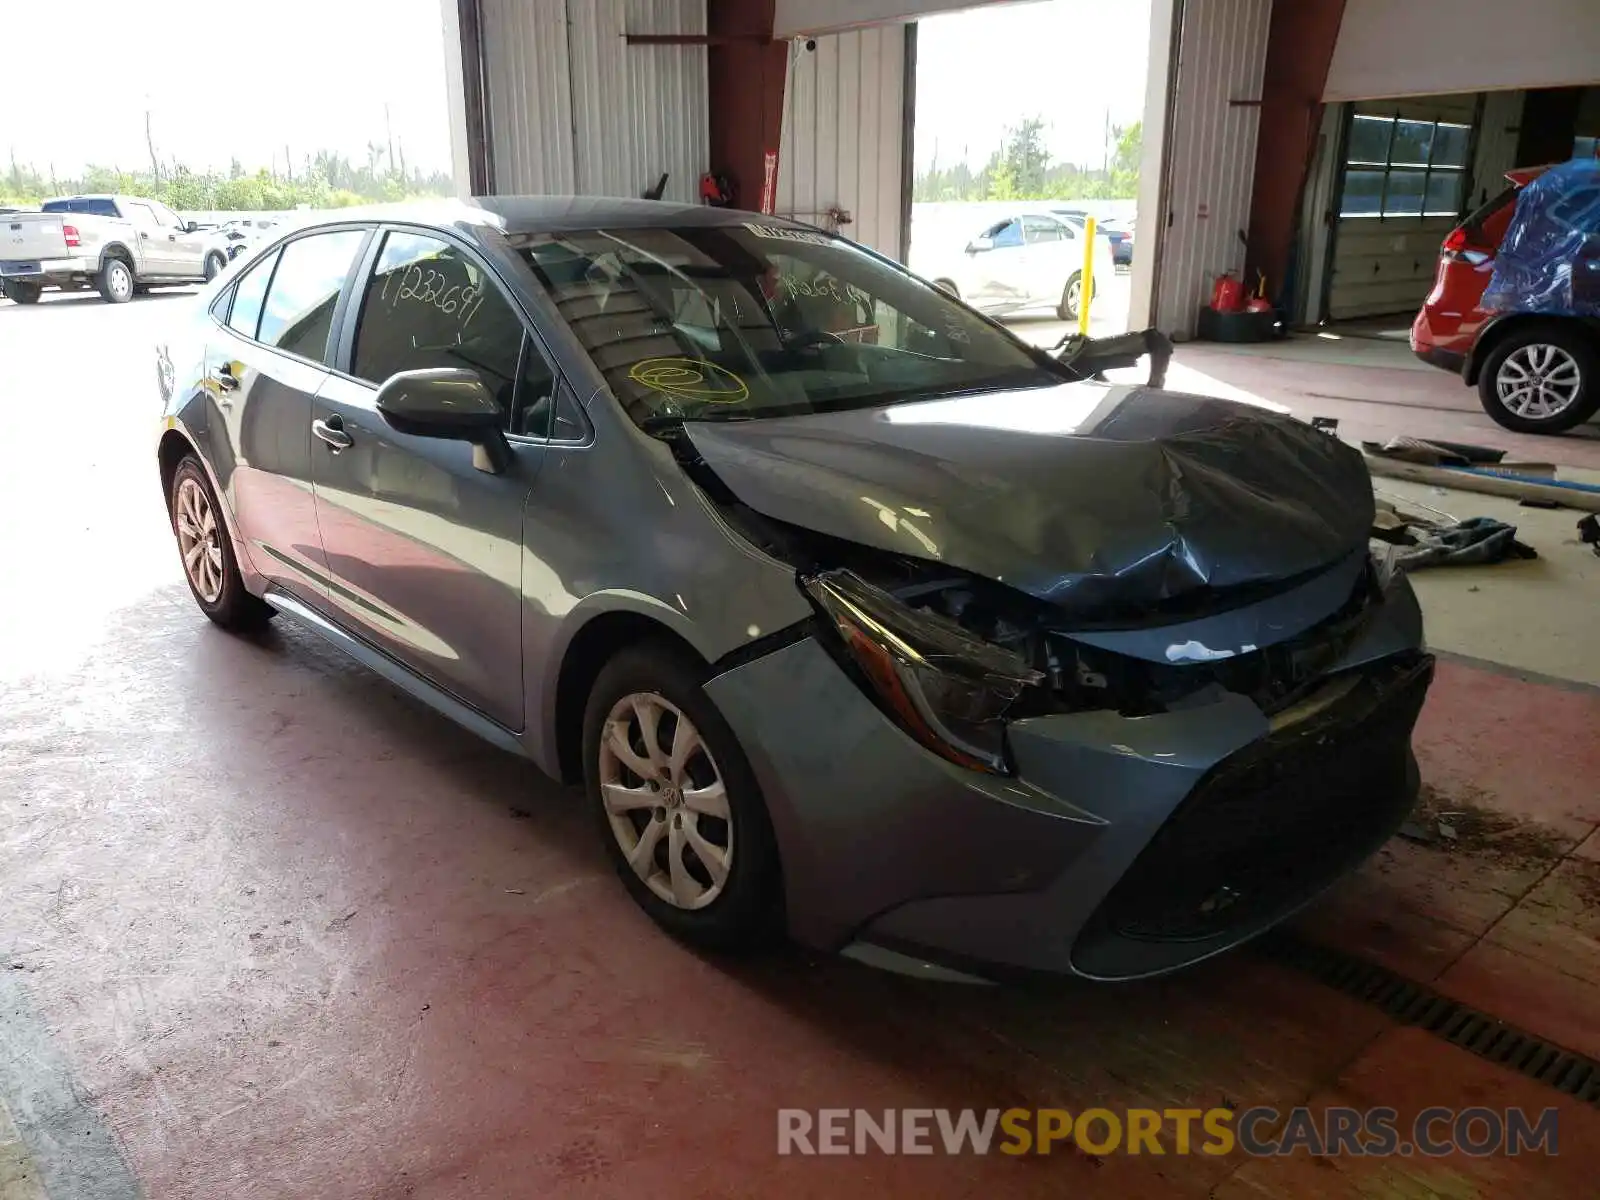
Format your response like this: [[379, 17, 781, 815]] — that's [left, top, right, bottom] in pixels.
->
[[263, 587, 529, 760]]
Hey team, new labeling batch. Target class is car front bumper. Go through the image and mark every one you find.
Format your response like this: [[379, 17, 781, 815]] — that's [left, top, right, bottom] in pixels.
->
[[705, 573, 1431, 981]]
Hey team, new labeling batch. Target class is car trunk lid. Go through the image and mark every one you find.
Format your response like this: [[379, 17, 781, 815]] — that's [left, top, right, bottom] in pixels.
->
[[2, 213, 72, 263]]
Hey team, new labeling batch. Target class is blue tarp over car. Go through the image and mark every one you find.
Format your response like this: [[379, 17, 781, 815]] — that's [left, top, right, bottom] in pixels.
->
[[1483, 157, 1600, 317]]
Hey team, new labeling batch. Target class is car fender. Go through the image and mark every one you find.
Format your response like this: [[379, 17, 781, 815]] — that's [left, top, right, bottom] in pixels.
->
[[520, 589, 731, 777], [97, 240, 138, 276], [1466, 312, 1600, 384]]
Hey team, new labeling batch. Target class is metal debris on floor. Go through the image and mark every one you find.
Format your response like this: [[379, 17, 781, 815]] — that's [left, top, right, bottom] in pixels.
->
[[1579, 513, 1600, 557], [1364, 437, 1600, 512]]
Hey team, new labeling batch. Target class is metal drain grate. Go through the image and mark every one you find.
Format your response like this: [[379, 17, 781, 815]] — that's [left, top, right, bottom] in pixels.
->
[[1259, 933, 1600, 1107]]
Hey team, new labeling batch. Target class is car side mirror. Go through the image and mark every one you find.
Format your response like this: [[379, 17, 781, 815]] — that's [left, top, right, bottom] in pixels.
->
[[966, 237, 993, 254], [183, 221, 199, 233], [375, 368, 511, 474]]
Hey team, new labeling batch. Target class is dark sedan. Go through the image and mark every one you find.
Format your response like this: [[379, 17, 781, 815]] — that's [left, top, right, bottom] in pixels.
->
[[155, 197, 1430, 981]]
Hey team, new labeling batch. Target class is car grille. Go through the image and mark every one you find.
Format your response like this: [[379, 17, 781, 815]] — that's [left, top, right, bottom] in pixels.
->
[[1073, 654, 1434, 971]]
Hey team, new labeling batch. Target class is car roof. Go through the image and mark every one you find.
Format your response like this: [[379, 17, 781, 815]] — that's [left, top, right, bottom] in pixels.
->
[[280, 196, 819, 240]]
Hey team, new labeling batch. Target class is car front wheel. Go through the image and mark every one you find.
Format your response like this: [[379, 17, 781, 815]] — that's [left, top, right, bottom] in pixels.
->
[[169, 455, 275, 631], [582, 640, 783, 952], [1478, 324, 1599, 434], [204, 252, 226, 281]]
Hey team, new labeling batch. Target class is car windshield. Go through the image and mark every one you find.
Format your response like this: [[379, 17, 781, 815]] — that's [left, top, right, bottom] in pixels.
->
[[517, 222, 1058, 426], [41, 198, 120, 217]]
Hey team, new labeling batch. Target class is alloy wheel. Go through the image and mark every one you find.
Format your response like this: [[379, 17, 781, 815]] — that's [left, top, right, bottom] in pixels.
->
[[174, 476, 225, 603], [1066, 278, 1082, 315], [1496, 343, 1582, 419], [598, 692, 732, 910]]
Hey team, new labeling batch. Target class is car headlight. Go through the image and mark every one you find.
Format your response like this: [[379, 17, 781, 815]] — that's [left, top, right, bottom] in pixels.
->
[[803, 570, 1044, 774]]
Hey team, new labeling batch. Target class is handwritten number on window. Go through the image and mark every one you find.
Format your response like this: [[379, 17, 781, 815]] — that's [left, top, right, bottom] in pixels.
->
[[379, 259, 488, 330]]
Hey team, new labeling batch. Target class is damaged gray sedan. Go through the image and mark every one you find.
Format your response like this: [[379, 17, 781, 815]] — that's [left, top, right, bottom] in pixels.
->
[[155, 198, 1432, 981]]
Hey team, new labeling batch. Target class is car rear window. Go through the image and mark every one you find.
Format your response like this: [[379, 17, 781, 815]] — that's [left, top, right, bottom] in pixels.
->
[[1461, 184, 1521, 245], [41, 198, 120, 217]]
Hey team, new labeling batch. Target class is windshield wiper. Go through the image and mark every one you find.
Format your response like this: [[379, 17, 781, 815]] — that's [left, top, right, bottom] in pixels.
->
[[638, 410, 758, 432]]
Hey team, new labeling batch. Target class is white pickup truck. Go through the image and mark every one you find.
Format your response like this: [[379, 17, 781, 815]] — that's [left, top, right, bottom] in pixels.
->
[[1, 194, 230, 305]]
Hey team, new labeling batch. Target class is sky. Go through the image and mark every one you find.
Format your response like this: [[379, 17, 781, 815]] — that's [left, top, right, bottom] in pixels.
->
[[3, 0, 454, 178], [914, 0, 1154, 171]]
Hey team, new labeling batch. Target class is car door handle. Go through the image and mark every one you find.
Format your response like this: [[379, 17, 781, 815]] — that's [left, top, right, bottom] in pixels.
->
[[312, 417, 353, 451]]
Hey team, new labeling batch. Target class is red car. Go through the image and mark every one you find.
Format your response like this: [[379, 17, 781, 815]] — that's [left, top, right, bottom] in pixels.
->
[[1411, 166, 1600, 434]]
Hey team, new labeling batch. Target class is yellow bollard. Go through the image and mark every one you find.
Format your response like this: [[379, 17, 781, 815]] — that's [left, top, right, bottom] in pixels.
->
[[1078, 215, 1096, 337]]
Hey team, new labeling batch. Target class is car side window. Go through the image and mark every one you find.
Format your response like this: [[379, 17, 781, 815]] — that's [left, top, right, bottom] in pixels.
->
[[151, 200, 182, 229], [226, 249, 279, 340], [1022, 217, 1064, 244], [126, 202, 159, 230], [352, 230, 547, 428], [987, 220, 1023, 248], [257, 230, 366, 363]]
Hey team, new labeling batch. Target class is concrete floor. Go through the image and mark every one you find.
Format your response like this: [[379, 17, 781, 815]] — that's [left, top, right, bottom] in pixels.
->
[[3, 291, 1598, 1198]]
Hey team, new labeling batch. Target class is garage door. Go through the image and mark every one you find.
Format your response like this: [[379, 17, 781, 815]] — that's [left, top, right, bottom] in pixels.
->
[[1326, 0, 1600, 101], [1326, 94, 1476, 321]]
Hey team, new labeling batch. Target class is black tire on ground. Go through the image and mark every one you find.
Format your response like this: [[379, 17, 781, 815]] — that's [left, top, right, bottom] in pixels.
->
[[1476, 322, 1600, 435], [204, 252, 226, 281], [933, 278, 959, 298], [96, 256, 135, 304], [1057, 271, 1084, 322], [3, 281, 42, 305], [582, 639, 784, 953], [169, 455, 275, 632]]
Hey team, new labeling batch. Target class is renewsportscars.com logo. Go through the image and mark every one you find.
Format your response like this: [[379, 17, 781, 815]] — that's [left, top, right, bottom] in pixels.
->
[[777, 1106, 1560, 1158]]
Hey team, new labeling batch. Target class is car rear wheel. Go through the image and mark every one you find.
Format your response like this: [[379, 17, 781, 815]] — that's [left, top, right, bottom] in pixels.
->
[[1478, 324, 1599, 434], [169, 456, 275, 631], [582, 640, 782, 952], [3, 281, 42, 305], [97, 257, 135, 304], [204, 252, 226, 281]]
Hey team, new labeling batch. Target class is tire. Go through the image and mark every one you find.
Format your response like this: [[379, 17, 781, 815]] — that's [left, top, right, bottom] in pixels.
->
[[169, 455, 275, 632], [582, 639, 783, 953], [3, 281, 42, 305], [1477, 322, 1600, 435], [204, 252, 225, 281], [933, 278, 959, 299], [1057, 271, 1085, 321], [96, 256, 135, 304]]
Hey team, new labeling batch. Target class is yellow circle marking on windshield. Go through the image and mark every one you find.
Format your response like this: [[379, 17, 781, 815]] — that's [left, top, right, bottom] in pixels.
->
[[629, 358, 750, 405]]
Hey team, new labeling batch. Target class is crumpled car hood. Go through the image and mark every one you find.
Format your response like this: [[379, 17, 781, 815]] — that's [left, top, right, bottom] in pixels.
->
[[683, 381, 1374, 618]]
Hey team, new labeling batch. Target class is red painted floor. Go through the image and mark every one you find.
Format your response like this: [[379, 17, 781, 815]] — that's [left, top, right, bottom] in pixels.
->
[[2, 597, 1596, 1198]]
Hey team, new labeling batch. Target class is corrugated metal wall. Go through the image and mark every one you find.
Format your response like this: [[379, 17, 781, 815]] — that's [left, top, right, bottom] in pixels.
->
[[482, 0, 575, 194], [480, 0, 708, 203], [1152, 0, 1273, 337], [777, 27, 908, 259]]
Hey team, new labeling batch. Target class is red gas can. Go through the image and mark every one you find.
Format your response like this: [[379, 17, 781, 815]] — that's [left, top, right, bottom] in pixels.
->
[[1210, 272, 1245, 313]]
